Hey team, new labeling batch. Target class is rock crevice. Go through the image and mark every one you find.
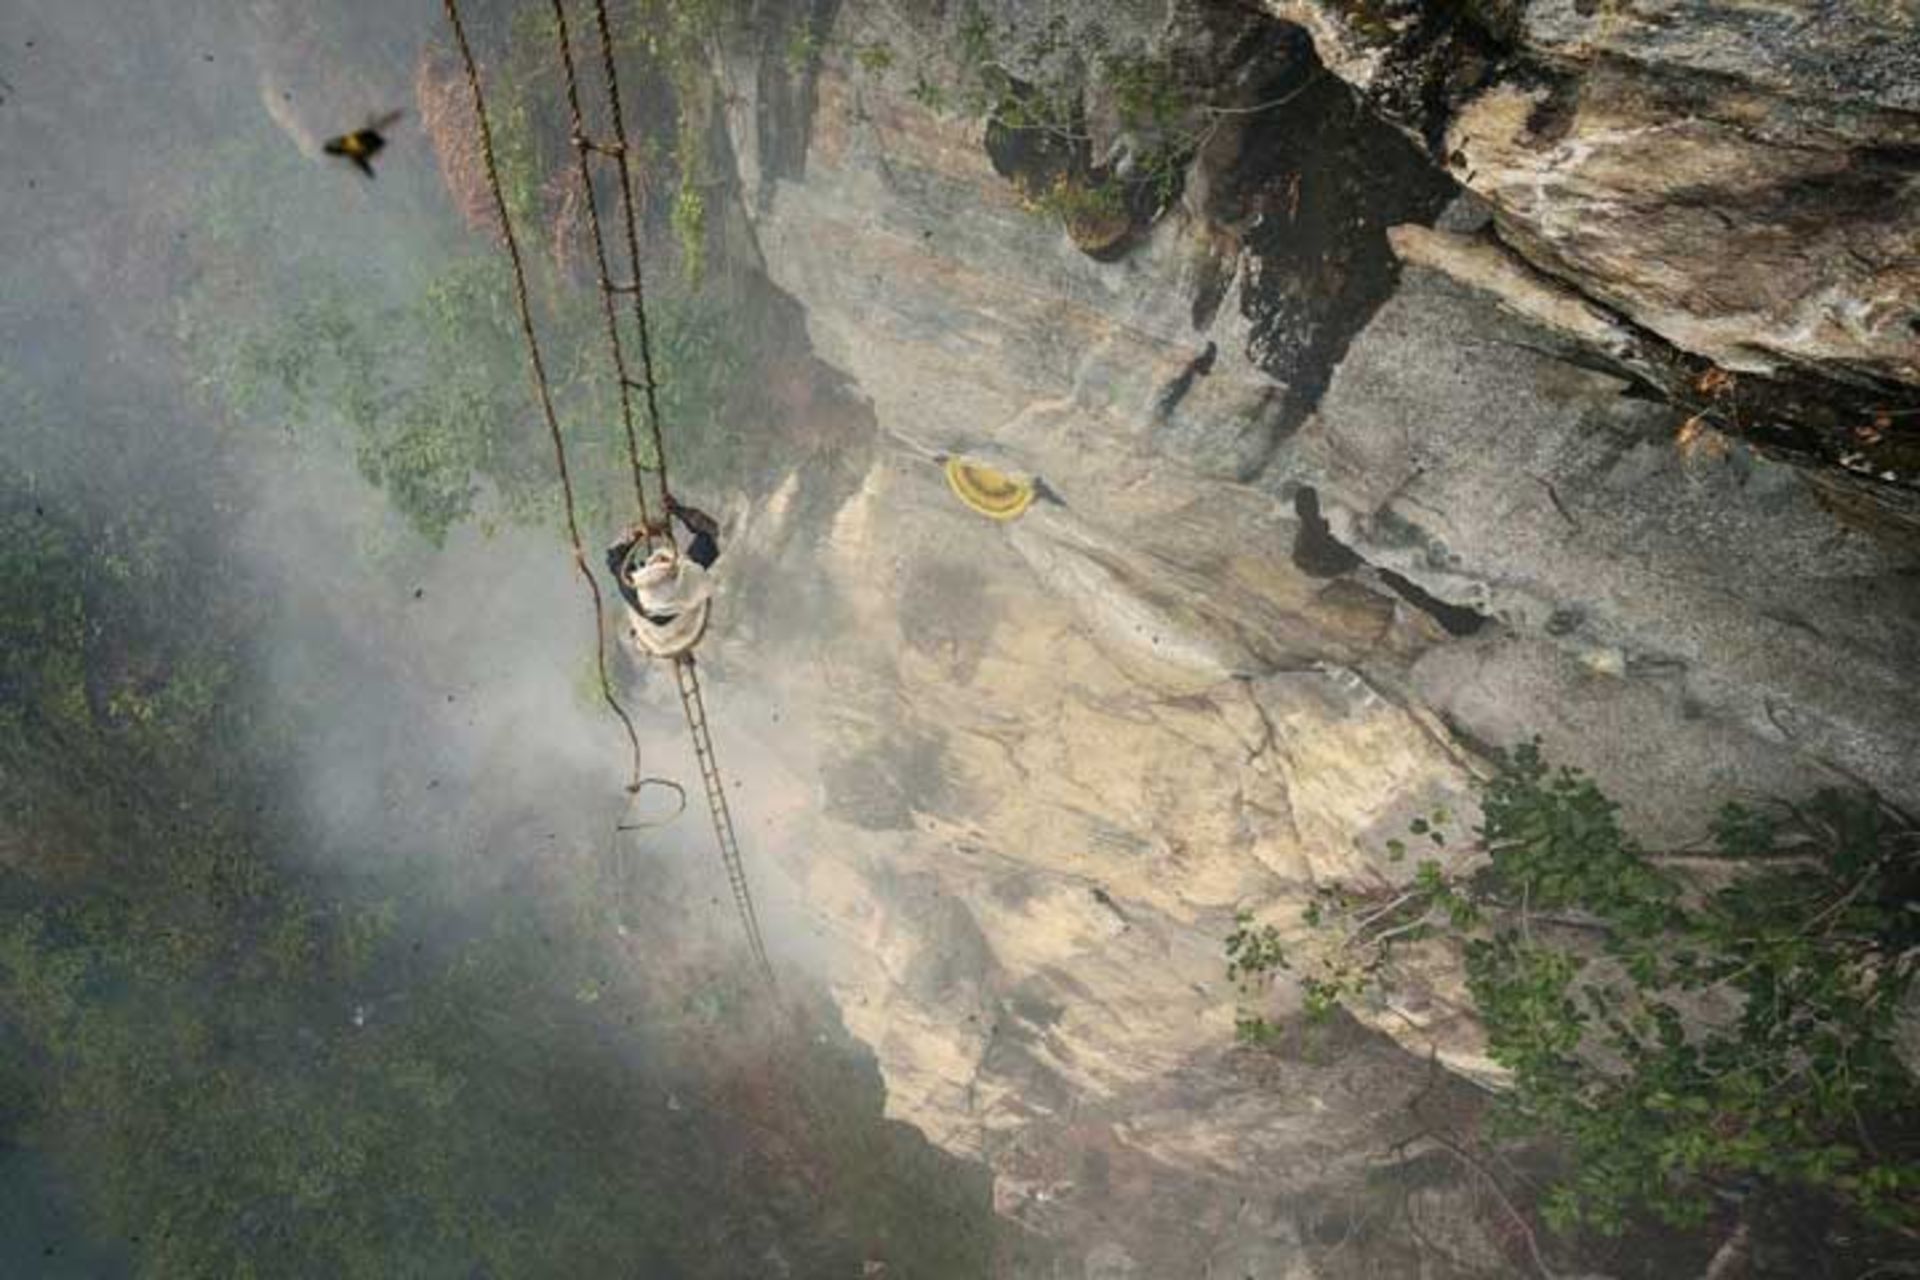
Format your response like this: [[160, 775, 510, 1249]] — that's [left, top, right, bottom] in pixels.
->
[[702, 1, 1920, 1268]]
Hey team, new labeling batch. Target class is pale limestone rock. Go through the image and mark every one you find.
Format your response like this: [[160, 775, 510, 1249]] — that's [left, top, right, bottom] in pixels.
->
[[1261, 0, 1404, 90], [1453, 73, 1920, 384], [1386, 222, 1641, 360], [1262, 0, 1920, 392], [1520, 0, 1920, 114], [706, 1, 1920, 1265]]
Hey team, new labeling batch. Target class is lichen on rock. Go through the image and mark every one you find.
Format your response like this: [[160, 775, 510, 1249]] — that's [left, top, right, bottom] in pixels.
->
[[704, 0, 1920, 1267]]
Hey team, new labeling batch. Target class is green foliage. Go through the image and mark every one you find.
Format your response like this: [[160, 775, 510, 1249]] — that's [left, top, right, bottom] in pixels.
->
[[0, 471, 238, 778], [180, 236, 740, 544], [611, 0, 735, 300], [908, 74, 949, 113], [620, 0, 730, 69], [6, 884, 698, 1276], [1225, 912, 1288, 983], [913, 4, 1204, 228], [491, 90, 543, 238], [672, 176, 709, 286], [1235, 1011, 1282, 1045], [1102, 51, 1183, 136], [195, 136, 311, 255], [1226, 742, 1920, 1237], [0, 483, 991, 1279], [784, 21, 826, 72], [1477, 740, 1681, 935], [1225, 910, 1369, 1029], [854, 40, 895, 74], [948, 7, 1086, 139], [0, 506, 92, 735], [1022, 171, 1128, 231]]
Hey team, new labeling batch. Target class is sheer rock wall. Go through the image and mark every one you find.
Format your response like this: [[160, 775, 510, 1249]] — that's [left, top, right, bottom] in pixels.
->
[[697, 1, 1920, 1269]]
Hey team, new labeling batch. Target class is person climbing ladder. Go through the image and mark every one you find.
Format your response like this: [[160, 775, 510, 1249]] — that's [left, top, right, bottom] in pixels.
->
[[606, 496, 721, 660], [443, 0, 775, 989]]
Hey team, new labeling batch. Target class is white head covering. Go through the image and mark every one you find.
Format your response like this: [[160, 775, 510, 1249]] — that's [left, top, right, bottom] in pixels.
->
[[624, 545, 713, 658], [630, 546, 712, 614]]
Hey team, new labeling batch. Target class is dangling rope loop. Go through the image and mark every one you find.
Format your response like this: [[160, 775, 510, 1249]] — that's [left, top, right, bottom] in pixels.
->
[[445, 0, 776, 989], [618, 775, 690, 831], [441, 0, 662, 799]]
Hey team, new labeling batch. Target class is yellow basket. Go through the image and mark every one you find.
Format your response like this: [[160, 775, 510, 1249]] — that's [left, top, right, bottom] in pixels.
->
[[943, 457, 1036, 521]]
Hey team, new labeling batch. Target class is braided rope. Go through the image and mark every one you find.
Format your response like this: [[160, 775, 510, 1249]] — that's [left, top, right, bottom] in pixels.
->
[[447, 0, 774, 986], [441, 0, 650, 796], [547, 0, 657, 538], [589, 0, 676, 511]]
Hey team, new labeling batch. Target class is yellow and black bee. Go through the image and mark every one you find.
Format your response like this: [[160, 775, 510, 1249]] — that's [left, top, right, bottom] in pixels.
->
[[323, 110, 403, 179]]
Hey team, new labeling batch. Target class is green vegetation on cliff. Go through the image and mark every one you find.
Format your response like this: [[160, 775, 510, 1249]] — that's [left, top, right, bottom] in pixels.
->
[[0, 5, 984, 1271], [1230, 744, 1920, 1241], [0, 365, 992, 1275]]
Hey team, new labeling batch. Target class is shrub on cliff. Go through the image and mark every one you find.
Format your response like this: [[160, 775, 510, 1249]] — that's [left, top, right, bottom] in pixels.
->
[[1229, 742, 1920, 1237]]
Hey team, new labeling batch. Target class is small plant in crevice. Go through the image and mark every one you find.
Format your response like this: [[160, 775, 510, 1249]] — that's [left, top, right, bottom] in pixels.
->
[[865, 4, 1319, 250], [175, 11, 753, 548], [783, 21, 826, 72], [852, 40, 894, 74], [1226, 740, 1920, 1239]]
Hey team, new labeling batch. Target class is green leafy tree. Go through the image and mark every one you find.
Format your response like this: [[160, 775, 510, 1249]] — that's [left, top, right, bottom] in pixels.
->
[[0, 475, 993, 1277], [1229, 742, 1920, 1237]]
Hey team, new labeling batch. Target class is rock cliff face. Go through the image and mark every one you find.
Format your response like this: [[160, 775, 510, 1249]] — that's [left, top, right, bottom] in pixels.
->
[[1265, 1, 1920, 468], [691, 1, 1919, 1270]]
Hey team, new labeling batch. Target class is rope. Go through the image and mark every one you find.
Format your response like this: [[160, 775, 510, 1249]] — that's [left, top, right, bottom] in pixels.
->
[[441, 0, 653, 797], [589, 0, 676, 515], [615, 776, 689, 830], [447, 0, 777, 988], [547, 0, 656, 536], [601, 780, 692, 943], [571, 0, 775, 989], [674, 654, 777, 989]]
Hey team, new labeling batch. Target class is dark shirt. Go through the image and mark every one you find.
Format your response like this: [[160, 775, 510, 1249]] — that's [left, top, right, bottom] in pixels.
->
[[605, 504, 720, 622]]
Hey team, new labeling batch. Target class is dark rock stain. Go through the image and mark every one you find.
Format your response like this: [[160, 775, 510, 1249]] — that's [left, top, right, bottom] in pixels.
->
[[1199, 19, 1456, 455], [1153, 341, 1218, 420], [1290, 486, 1364, 578]]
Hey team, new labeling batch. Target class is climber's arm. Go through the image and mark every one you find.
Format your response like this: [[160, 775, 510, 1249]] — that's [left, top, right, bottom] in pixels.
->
[[605, 526, 646, 612], [668, 497, 721, 569]]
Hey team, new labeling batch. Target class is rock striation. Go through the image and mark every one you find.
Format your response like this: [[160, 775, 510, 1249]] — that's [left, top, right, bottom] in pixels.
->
[[696, 0, 1920, 1269]]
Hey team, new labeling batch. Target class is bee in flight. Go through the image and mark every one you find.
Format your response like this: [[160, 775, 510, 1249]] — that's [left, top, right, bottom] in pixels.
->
[[323, 110, 404, 179]]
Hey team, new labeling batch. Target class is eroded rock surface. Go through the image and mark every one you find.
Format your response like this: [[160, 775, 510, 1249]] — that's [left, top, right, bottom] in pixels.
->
[[695, 0, 1920, 1271], [1265, 0, 1920, 475], [1453, 69, 1920, 386]]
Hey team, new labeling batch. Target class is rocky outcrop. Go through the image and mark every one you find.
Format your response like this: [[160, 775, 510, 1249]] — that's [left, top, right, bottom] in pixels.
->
[[1452, 67, 1920, 387], [1266, 259, 1920, 819], [1264, 0, 1920, 486], [699, 0, 1920, 1269], [1518, 0, 1920, 115]]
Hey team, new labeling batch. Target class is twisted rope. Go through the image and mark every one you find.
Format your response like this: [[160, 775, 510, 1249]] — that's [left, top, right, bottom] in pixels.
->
[[441, 0, 650, 796], [447, 0, 774, 986], [548, 0, 656, 537], [590, 0, 676, 514]]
